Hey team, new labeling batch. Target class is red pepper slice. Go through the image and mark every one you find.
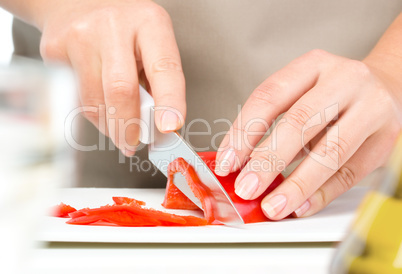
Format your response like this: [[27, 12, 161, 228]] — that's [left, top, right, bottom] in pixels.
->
[[101, 211, 161, 226], [70, 205, 185, 225], [112, 196, 146, 206], [177, 215, 209, 226], [67, 211, 162, 227], [58, 151, 284, 227], [66, 197, 208, 227], [66, 214, 104, 225], [162, 151, 284, 224], [161, 182, 199, 210], [165, 157, 216, 224], [52, 203, 77, 218]]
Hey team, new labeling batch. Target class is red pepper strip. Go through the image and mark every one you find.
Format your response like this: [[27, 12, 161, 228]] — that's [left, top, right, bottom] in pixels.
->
[[162, 151, 285, 224], [176, 215, 208, 226], [68, 203, 207, 226], [161, 182, 199, 210], [99, 211, 161, 226], [112, 197, 146, 206], [166, 158, 216, 224], [68, 209, 88, 218], [66, 214, 104, 225], [72, 205, 187, 225], [52, 203, 77, 218], [67, 210, 162, 227]]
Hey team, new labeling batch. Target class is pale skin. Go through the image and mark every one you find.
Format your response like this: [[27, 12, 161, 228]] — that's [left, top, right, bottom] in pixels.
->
[[1, 0, 401, 219], [214, 13, 402, 219], [1, 0, 186, 156]]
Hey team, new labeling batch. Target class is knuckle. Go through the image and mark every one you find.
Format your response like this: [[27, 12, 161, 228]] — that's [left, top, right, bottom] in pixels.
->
[[40, 38, 63, 60], [106, 79, 135, 98], [389, 123, 402, 141], [90, 6, 122, 25], [229, 125, 252, 153], [101, 6, 120, 18], [321, 140, 341, 161], [81, 98, 103, 108], [251, 81, 285, 106], [304, 49, 329, 61], [152, 57, 182, 74], [67, 20, 92, 42], [373, 88, 396, 114], [316, 188, 329, 207], [230, 124, 249, 145], [69, 22, 86, 36], [82, 107, 100, 120], [142, 4, 170, 21], [344, 60, 371, 77], [336, 166, 356, 191], [252, 152, 282, 173], [318, 136, 349, 167], [287, 176, 309, 198], [283, 104, 315, 132]]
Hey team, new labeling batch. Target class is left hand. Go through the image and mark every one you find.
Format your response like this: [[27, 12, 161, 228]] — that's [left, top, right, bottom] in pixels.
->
[[214, 49, 401, 220]]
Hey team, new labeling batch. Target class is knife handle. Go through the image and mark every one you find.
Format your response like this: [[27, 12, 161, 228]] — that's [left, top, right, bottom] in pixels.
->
[[139, 85, 155, 144]]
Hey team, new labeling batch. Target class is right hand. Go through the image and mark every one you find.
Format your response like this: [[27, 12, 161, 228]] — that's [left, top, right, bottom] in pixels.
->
[[37, 0, 186, 156]]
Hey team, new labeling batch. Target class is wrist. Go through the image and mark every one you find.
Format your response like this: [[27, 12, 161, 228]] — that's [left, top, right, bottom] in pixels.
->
[[363, 53, 402, 125], [24, 0, 60, 30], [0, 0, 57, 30]]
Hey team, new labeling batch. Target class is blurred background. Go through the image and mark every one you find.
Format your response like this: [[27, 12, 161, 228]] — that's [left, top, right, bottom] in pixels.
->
[[0, 8, 13, 64], [0, 9, 77, 273]]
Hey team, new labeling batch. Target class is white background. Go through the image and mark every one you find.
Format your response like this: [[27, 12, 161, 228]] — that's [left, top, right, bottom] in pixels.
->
[[0, 8, 14, 64]]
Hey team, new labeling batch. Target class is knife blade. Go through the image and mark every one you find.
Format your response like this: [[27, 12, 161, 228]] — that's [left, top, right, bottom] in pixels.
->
[[139, 85, 244, 225]]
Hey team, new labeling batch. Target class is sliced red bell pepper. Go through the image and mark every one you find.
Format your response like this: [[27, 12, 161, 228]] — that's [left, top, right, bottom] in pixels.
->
[[57, 151, 283, 227], [68, 208, 89, 218], [96, 211, 162, 227], [177, 215, 209, 226], [66, 196, 208, 227], [52, 203, 77, 218], [162, 151, 284, 224], [66, 214, 104, 225], [112, 196, 146, 206], [161, 182, 199, 210], [67, 211, 162, 227], [165, 157, 217, 224]]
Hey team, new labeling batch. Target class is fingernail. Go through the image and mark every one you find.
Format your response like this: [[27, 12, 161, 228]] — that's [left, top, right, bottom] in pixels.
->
[[161, 110, 179, 132], [215, 148, 235, 176], [262, 194, 287, 218], [235, 173, 260, 200], [294, 200, 311, 218]]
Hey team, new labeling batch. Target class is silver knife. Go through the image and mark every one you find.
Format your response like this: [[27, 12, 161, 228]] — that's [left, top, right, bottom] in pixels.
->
[[138, 85, 244, 225]]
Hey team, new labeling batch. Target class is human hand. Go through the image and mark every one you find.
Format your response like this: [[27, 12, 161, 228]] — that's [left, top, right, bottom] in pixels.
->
[[215, 49, 401, 220], [37, 0, 186, 156]]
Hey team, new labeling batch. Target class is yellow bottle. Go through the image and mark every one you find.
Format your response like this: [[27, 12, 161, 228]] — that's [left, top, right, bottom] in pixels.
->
[[331, 134, 402, 274]]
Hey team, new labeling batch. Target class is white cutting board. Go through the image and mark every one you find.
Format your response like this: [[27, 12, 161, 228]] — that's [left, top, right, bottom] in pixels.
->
[[36, 187, 368, 243]]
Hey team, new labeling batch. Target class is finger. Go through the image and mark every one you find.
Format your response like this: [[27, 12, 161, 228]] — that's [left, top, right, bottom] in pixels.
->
[[215, 50, 337, 176], [236, 78, 348, 198], [40, 32, 70, 65], [259, 105, 378, 220], [137, 9, 186, 133], [138, 65, 152, 95], [68, 46, 107, 136], [101, 36, 139, 156], [294, 126, 399, 218], [287, 129, 326, 165]]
